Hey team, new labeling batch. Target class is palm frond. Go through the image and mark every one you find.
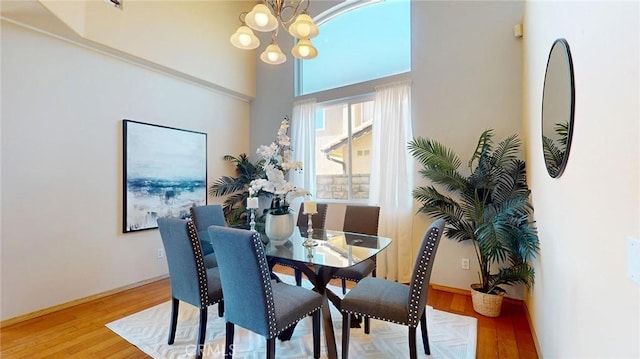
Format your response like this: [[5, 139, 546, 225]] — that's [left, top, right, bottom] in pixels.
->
[[542, 135, 564, 174], [413, 186, 475, 241], [417, 168, 468, 192], [485, 263, 535, 294], [475, 221, 511, 263], [491, 134, 521, 169], [408, 137, 462, 171], [555, 121, 569, 148], [209, 176, 246, 197], [210, 153, 268, 224], [468, 129, 494, 170]]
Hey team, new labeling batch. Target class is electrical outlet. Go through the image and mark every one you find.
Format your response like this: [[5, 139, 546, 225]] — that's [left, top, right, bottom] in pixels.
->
[[157, 248, 165, 259], [461, 258, 470, 270]]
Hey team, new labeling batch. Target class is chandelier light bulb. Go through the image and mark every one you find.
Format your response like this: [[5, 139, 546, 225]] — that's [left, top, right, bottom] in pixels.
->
[[230, 25, 260, 50], [298, 45, 310, 57], [245, 4, 278, 32], [260, 43, 286, 65], [291, 39, 317, 60], [254, 13, 269, 27], [238, 33, 251, 47], [288, 14, 319, 39]]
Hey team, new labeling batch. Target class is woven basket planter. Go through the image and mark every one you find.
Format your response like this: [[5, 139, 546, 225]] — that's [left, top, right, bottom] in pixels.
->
[[470, 284, 505, 317]]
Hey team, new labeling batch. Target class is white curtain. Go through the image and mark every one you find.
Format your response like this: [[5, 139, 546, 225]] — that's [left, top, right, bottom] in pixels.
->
[[370, 81, 414, 283], [289, 98, 317, 211]]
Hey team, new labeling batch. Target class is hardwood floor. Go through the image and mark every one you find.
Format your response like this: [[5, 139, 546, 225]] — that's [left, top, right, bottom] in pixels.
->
[[0, 266, 538, 358]]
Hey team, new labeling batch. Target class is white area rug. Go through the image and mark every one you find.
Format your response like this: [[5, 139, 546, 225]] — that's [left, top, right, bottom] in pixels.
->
[[107, 276, 477, 358]]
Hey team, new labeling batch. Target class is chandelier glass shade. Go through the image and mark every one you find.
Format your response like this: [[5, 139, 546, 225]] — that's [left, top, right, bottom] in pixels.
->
[[230, 0, 319, 65]]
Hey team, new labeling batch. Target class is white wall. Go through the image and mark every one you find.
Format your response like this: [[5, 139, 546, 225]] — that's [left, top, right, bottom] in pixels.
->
[[410, 0, 525, 296], [0, 21, 250, 321], [251, 0, 526, 297], [37, 0, 257, 98], [523, 1, 640, 357]]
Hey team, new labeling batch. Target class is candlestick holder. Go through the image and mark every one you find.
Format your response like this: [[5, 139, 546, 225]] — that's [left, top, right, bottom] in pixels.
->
[[303, 213, 318, 247], [306, 245, 314, 262], [249, 208, 256, 232]]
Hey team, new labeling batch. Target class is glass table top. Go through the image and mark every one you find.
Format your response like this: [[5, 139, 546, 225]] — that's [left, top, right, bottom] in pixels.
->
[[261, 227, 392, 269]]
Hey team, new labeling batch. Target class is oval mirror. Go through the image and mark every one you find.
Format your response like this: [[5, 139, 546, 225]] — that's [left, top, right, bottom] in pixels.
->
[[542, 38, 575, 178]]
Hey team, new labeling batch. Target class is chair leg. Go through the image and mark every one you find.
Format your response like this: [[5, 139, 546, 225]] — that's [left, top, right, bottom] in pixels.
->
[[266, 338, 276, 359], [342, 314, 351, 359], [420, 311, 430, 355], [408, 326, 417, 359], [364, 316, 370, 334], [218, 301, 224, 317], [295, 269, 302, 286], [168, 297, 179, 345], [312, 310, 321, 359], [342, 278, 347, 294], [196, 307, 208, 359], [225, 322, 234, 359]]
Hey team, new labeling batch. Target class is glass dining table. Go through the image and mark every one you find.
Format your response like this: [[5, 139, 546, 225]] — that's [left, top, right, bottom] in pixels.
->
[[260, 226, 392, 359]]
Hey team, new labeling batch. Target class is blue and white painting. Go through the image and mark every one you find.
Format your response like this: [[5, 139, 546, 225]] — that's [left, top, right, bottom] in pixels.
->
[[123, 120, 207, 232]]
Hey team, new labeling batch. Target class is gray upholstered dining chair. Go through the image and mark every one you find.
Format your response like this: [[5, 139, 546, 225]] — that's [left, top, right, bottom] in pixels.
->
[[190, 204, 227, 269], [208, 225, 324, 359], [340, 219, 445, 359], [278, 202, 329, 286], [157, 218, 224, 359], [332, 205, 380, 295]]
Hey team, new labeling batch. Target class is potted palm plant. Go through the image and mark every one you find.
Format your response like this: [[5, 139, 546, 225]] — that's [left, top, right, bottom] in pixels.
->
[[209, 153, 266, 227], [408, 129, 540, 317]]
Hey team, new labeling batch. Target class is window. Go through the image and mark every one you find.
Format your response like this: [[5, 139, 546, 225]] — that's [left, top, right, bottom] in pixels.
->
[[315, 96, 374, 200], [297, 0, 411, 96], [315, 112, 325, 130]]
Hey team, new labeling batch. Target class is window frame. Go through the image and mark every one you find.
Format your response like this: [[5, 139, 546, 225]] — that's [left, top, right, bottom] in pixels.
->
[[315, 93, 375, 203]]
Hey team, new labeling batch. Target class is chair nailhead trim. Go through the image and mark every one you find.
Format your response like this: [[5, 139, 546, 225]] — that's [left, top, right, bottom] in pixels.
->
[[251, 233, 280, 338], [341, 309, 410, 327], [251, 233, 323, 338], [186, 220, 213, 307], [271, 306, 323, 338], [340, 226, 440, 328], [407, 227, 439, 326], [332, 275, 364, 281]]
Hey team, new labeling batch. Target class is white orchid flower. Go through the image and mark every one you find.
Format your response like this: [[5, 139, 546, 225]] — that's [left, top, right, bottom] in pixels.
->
[[248, 116, 307, 213]]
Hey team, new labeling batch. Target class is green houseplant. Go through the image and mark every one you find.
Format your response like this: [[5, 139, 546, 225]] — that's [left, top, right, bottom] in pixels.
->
[[209, 153, 266, 227], [542, 121, 569, 176], [408, 129, 539, 316]]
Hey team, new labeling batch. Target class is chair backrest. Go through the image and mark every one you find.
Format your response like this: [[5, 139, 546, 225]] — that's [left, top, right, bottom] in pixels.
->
[[296, 202, 329, 229], [190, 204, 226, 231], [207, 226, 276, 338], [190, 205, 226, 254], [157, 218, 210, 308], [407, 219, 445, 326], [343, 205, 380, 235]]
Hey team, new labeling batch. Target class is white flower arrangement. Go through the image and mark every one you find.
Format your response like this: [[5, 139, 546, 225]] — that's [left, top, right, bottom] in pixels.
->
[[250, 117, 308, 215]]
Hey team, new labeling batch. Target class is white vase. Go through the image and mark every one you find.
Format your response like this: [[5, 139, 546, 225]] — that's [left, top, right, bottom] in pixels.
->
[[265, 213, 295, 244]]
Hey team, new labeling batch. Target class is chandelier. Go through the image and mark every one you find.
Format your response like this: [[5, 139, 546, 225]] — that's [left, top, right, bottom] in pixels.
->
[[230, 0, 319, 65]]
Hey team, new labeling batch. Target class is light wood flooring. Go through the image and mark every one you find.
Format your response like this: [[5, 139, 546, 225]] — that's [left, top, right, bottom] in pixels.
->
[[0, 266, 538, 358]]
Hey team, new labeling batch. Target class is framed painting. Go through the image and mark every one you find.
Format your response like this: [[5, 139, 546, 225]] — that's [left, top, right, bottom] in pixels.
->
[[123, 120, 207, 233]]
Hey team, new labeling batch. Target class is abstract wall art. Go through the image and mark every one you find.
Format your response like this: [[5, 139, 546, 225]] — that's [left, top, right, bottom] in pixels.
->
[[123, 120, 207, 232]]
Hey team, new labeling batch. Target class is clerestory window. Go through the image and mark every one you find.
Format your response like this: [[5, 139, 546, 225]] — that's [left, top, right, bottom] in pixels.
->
[[296, 0, 411, 96]]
